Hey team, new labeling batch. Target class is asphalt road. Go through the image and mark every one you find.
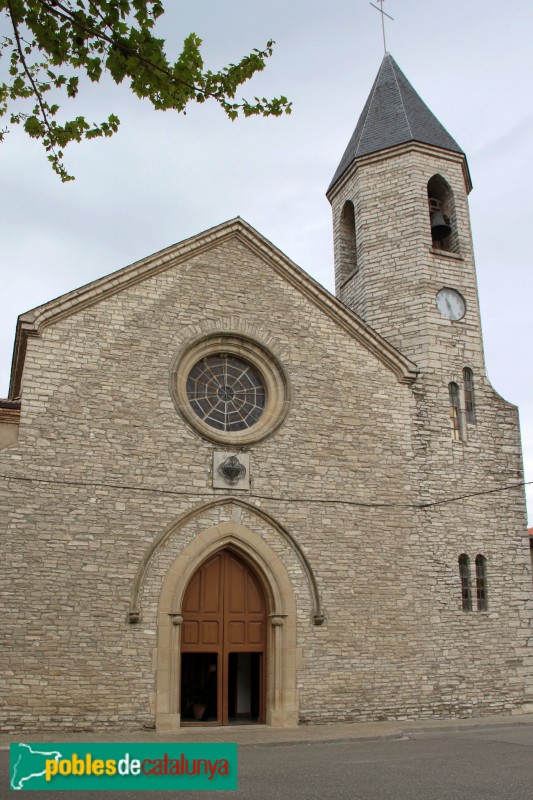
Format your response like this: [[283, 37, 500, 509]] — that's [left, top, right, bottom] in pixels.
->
[[2, 722, 532, 799]]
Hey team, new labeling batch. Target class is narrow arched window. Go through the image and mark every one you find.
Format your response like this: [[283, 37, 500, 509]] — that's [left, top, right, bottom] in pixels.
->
[[463, 368, 475, 424], [475, 555, 487, 611], [459, 554, 472, 611], [530, 534, 533, 590], [449, 382, 461, 441], [427, 175, 458, 253], [339, 200, 357, 284]]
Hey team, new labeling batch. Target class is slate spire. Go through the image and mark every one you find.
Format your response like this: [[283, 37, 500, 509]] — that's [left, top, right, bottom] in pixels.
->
[[329, 54, 464, 191]]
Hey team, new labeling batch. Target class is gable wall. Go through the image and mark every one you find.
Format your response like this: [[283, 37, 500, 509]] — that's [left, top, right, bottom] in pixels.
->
[[9, 237, 414, 499], [0, 235, 531, 730]]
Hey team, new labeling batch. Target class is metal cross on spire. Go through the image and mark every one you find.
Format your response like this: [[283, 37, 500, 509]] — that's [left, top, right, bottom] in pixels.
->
[[370, 1, 394, 54]]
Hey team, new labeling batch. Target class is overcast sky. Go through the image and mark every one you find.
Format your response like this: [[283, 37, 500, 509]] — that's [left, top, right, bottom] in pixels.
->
[[1, 0, 532, 524]]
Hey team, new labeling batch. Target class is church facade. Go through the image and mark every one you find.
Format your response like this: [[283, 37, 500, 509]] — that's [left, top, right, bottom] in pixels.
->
[[1, 55, 532, 732]]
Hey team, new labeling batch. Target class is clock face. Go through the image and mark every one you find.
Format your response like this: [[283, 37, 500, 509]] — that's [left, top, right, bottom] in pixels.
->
[[436, 288, 466, 321]]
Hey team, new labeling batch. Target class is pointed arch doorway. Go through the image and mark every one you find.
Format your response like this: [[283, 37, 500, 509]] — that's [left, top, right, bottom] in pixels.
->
[[180, 550, 266, 725]]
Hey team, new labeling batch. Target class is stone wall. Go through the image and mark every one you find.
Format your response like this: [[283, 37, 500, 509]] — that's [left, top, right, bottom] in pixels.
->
[[0, 224, 531, 731], [327, 141, 533, 720]]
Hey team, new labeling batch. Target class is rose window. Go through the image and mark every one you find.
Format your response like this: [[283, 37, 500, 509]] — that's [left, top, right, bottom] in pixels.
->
[[186, 354, 266, 432]]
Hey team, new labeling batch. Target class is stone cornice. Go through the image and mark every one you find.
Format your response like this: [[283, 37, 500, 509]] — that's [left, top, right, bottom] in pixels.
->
[[7, 218, 418, 398], [327, 141, 473, 202]]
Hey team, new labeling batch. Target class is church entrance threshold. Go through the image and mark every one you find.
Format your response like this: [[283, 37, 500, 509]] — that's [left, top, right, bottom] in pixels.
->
[[180, 551, 266, 725]]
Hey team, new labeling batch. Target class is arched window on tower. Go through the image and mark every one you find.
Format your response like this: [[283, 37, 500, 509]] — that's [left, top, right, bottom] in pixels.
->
[[463, 368, 476, 424], [475, 555, 488, 611], [459, 554, 472, 611], [449, 382, 462, 441], [339, 200, 357, 284], [428, 175, 458, 253]]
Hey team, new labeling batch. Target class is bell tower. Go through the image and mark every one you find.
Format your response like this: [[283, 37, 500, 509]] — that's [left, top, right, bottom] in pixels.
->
[[326, 54, 484, 380]]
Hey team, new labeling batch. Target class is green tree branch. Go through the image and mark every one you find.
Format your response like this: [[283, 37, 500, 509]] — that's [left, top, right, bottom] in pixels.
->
[[0, 0, 291, 180]]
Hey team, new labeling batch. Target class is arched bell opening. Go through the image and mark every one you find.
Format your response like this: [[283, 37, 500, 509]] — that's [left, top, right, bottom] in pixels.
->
[[427, 174, 459, 252]]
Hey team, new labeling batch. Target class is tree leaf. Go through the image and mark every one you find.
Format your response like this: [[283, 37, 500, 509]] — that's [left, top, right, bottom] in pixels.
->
[[1, 1, 291, 180]]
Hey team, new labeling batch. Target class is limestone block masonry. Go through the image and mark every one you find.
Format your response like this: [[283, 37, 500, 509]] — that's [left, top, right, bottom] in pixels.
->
[[0, 221, 531, 731], [1, 53, 532, 730]]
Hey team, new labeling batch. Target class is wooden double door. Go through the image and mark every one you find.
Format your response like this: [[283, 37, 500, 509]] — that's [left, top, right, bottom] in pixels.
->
[[180, 550, 267, 725]]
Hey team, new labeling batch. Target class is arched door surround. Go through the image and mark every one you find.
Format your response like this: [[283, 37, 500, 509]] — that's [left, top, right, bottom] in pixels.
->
[[129, 498, 324, 625], [155, 520, 299, 730]]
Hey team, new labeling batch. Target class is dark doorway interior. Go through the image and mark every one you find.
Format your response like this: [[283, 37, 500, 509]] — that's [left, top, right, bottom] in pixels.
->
[[181, 653, 218, 722], [228, 652, 262, 722]]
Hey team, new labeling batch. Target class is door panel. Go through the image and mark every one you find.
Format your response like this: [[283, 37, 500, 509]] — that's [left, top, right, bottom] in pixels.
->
[[182, 571, 201, 612], [247, 622, 265, 644], [227, 621, 245, 645], [201, 621, 220, 645], [181, 553, 224, 651], [202, 555, 223, 612], [182, 620, 199, 645], [246, 573, 264, 613], [180, 550, 266, 724]]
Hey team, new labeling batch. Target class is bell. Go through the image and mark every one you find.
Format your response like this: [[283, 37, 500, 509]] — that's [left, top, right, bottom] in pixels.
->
[[430, 211, 451, 241]]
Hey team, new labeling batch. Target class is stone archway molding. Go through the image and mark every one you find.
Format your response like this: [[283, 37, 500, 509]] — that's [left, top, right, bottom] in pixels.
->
[[155, 520, 299, 729], [128, 497, 324, 625]]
